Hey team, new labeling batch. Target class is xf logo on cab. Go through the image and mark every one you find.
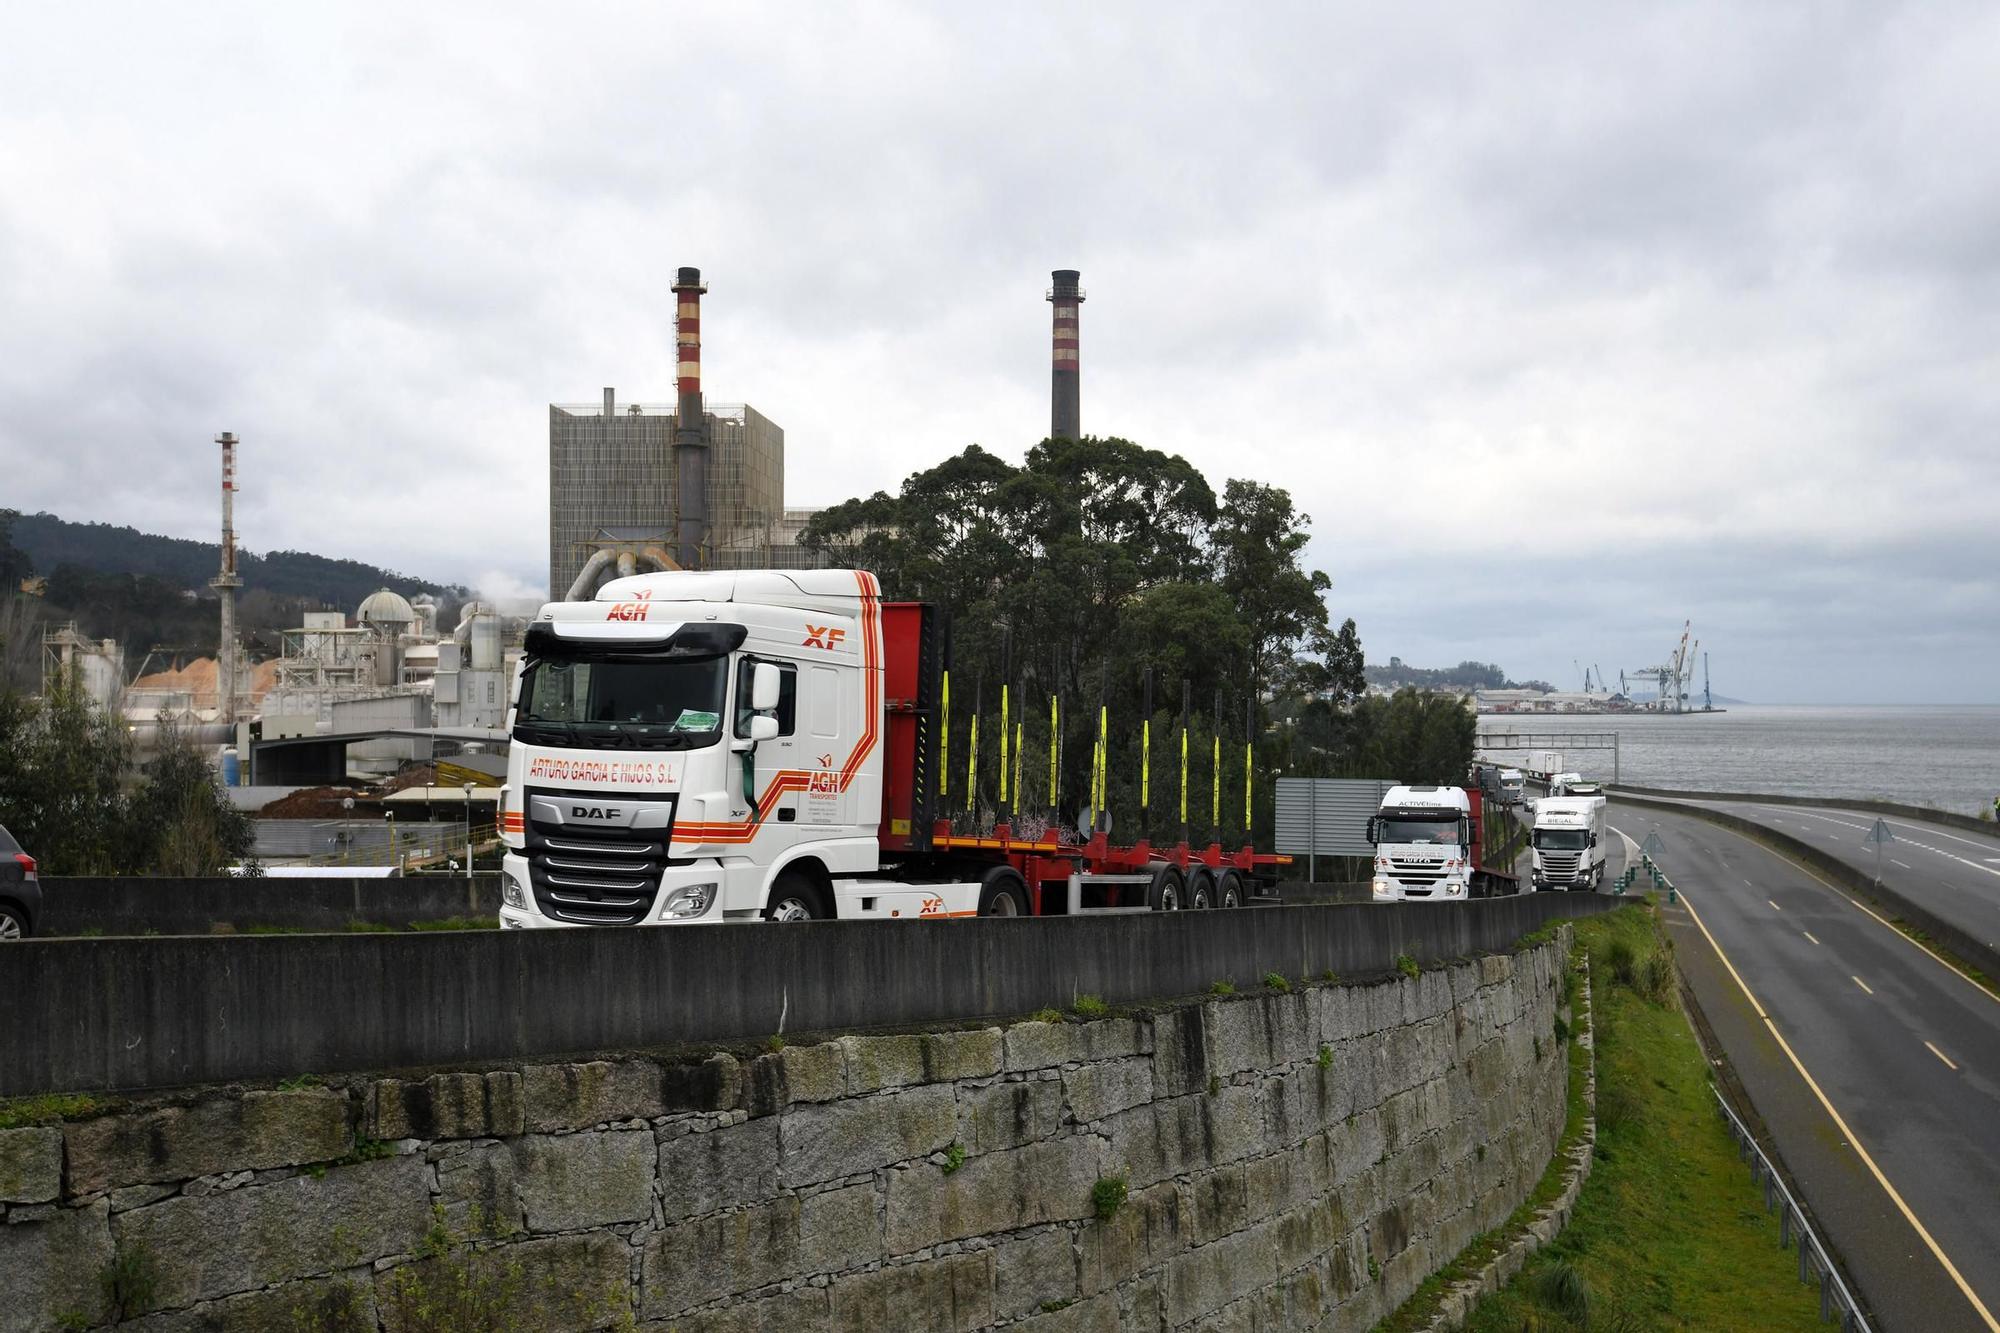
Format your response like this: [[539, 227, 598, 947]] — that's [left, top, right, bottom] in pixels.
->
[[803, 624, 847, 650]]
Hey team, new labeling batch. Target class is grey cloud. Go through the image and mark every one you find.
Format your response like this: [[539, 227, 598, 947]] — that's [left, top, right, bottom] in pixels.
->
[[1, 1, 1995, 701]]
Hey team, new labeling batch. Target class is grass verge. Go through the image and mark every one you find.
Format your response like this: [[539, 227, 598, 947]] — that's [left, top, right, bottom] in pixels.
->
[[1459, 905, 1827, 1331]]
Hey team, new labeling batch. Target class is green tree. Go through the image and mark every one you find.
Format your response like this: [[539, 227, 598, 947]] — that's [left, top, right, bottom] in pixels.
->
[[1211, 480, 1332, 703], [0, 668, 131, 873], [125, 721, 258, 876]]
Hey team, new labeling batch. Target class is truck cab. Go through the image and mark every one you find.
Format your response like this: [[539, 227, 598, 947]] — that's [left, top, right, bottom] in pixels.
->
[[498, 568, 908, 927], [1531, 796, 1606, 891], [1367, 786, 1474, 901], [1498, 769, 1526, 806]]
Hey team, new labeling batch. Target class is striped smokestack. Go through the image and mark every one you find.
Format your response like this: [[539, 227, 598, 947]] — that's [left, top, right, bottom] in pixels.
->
[[672, 266, 710, 569], [210, 432, 242, 725], [1048, 269, 1083, 440]]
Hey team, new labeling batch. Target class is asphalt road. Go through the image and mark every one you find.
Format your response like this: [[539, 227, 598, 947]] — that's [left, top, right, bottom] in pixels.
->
[[1698, 800, 2000, 958], [1609, 798, 2000, 1333]]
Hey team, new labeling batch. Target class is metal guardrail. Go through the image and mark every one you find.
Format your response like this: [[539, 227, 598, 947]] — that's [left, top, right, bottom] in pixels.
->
[[1713, 1086, 1871, 1330]]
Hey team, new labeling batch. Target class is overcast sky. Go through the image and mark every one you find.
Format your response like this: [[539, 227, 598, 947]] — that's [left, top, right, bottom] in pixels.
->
[[3, 3, 1996, 703]]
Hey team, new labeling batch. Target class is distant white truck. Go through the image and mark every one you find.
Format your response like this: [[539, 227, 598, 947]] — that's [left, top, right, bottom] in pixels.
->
[[1499, 769, 1525, 806], [1527, 750, 1563, 781], [1531, 796, 1606, 891], [1549, 771, 1585, 796]]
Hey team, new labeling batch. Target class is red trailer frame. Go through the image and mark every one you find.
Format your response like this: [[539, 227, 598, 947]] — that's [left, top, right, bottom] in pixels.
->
[[875, 599, 1287, 913]]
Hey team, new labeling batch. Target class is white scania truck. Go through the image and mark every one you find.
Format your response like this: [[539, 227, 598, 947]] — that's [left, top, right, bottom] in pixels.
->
[[1530, 796, 1606, 891]]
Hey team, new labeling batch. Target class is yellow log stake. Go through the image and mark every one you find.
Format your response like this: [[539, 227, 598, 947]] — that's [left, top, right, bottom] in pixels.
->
[[1142, 719, 1150, 810], [1013, 721, 1024, 813], [999, 685, 1010, 806], [1211, 733, 1220, 829], [940, 670, 951, 797], [1049, 695, 1059, 808]]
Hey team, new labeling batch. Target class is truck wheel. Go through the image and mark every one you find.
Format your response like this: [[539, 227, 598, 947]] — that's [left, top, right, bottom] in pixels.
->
[[978, 866, 1029, 916], [1146, 864, 1185, 911], [763, 871, 829, 922], [1216, 870, 1244, 909], [1185, 868, 1215, 909]]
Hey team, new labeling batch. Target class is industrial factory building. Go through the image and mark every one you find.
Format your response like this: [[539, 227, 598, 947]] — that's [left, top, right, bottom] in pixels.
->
[[547, 266, 828, 600], [546, 398, 794, 598]]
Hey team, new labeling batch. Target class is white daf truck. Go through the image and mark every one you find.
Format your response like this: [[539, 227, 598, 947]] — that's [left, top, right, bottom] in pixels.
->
[[495, 568, 1284, 928], [1530, 796, 1606, 891]]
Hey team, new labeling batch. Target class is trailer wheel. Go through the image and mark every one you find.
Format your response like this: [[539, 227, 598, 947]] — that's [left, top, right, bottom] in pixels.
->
[[763, 870, 829, 922], [1185, 868, 1215, 910], [1146, 864, 1186, 911], [1215, 870, 1245, 909], [978, 866, 1029, 916]]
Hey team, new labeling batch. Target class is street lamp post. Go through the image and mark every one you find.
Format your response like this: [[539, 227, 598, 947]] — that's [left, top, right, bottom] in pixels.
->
[[462, 781, 476, 882]]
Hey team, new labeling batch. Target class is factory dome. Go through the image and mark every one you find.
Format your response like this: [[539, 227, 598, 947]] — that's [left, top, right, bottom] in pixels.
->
[[356, 588, 417, 626]]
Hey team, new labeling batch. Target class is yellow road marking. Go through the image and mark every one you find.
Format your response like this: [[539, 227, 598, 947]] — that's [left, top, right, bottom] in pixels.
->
[[1675, 886, 2000, 1329], [1852, 975, 1874, 996], [1803, 931, 1821, 945], [1926, 1041, 1959, 1072]]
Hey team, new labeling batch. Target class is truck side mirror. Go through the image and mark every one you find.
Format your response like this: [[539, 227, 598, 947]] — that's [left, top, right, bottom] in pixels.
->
[[747, 714, 780, 743], [1365, 817, 1381, 845], [751, 662, 781, 713]]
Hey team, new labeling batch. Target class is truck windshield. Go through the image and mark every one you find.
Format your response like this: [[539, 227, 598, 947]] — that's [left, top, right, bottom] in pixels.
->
[[1534, 829, 1590, 850], [1379, 818, 1461, 845], [515, 654, 728, 749]]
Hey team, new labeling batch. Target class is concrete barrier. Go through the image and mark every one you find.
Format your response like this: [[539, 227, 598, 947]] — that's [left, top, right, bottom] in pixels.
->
[[1610, 792, 2000, 982], [35, 876, 499, 937], [0, 893, 1618, 1098], [1608, 783, 1995, 835]]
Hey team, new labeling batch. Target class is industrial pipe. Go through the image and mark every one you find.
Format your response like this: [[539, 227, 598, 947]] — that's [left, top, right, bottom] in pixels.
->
[[641, 546, 680, 574], [615, 551, 639, 580], [564, 551, 616, 601]]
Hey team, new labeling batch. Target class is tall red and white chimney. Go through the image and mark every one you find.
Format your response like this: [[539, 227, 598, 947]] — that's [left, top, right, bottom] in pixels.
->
[[1048, 270, 1083, 440], [672, 267, 710, 570]]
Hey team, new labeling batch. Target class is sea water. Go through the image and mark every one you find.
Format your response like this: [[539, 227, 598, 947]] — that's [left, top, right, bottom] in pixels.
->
[[1477, 705, 2000, 817]]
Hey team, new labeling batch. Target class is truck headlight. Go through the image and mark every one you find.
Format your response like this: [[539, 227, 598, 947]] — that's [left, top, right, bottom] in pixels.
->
[[1372, 878, 1394, 899], [501, 873, 528, 911], [660, 882, 718, 919]]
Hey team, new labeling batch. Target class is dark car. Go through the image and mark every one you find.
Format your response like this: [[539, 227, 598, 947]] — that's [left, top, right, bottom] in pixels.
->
[[0, 822, 40, 939]]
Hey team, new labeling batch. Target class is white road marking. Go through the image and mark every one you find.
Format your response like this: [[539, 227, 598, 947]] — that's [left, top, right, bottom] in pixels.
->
[[1926, 1041, 1960, 1071], [1803, 931, 1821, 945], [1769, 899, 1782, 911], [1765, 807, 2000, 882], [1852, 975, 1875, 996], [1892, 860, 1913, 870]]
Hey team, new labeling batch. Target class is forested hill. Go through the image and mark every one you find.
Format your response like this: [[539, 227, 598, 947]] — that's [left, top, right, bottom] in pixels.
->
[[8, 511, 460, 609]]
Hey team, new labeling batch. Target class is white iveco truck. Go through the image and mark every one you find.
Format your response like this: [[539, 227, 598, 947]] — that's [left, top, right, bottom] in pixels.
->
[[1365, 785, 1517, 901], [1530, 796, 1606, 891]]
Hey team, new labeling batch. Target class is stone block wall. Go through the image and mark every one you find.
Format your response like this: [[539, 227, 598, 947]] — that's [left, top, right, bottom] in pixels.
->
[[0, 931, 1570, 1332]]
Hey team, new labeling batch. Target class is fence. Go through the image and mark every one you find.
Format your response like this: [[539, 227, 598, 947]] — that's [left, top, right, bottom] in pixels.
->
[[252, 819, 498, 871], [1714, 1087, 1871, 1330], [0, 892, 1620, 1097]]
